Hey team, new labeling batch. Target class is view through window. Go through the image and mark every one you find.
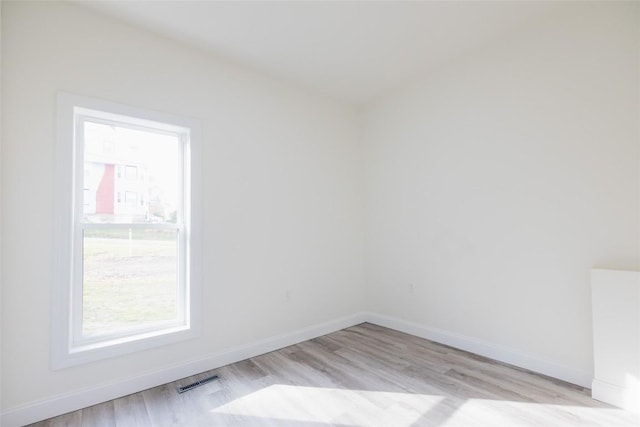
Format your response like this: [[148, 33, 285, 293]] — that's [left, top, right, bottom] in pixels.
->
[[79, 118, 185, 340]]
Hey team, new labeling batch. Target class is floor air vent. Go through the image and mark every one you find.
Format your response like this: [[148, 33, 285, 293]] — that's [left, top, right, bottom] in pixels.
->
[[177, 374, 219, 393]]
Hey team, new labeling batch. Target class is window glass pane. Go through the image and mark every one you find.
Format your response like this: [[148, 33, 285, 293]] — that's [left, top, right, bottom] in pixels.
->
[[83, 121, 180, 224], [125, 165, 137, 180], [82, 228, 179, 337]]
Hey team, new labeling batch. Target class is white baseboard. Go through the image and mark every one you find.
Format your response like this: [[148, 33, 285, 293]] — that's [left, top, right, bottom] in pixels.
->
[[364, 312, 593, 389], [1, 312, 368, 427], [592, 378, 640, 413]]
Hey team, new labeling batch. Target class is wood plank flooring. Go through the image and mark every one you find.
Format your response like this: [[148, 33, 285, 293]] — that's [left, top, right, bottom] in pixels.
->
[[29, 323, 640, 426]]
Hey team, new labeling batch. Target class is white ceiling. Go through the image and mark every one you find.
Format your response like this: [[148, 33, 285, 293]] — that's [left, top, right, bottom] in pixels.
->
[[79, 1, 566, 105]]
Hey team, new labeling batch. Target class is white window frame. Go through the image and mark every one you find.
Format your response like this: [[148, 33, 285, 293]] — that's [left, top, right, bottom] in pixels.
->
[[53, 93, 201, 369]]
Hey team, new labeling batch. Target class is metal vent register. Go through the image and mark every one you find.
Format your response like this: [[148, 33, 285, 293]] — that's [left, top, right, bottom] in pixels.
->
[[177, 374, 219, 393]]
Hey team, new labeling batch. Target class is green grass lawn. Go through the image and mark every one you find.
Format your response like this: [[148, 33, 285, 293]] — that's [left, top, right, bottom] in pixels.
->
[[82, 234, 179, 336]]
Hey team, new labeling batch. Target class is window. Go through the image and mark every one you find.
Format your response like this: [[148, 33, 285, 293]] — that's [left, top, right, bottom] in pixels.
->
[[124, 190, 138, 206], [53, 93, 201, 368], [125, 165, 138, 180]]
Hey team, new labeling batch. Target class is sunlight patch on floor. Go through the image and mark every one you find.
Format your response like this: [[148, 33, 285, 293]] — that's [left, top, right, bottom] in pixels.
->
[[440, 399, 638, 426], [440, 399, 624, 427], [211, 384, 640, 426], [211, 384, 446, 426]]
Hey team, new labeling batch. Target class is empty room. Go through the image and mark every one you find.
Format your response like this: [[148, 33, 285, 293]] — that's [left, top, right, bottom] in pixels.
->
[[1, 0, 639, 426]]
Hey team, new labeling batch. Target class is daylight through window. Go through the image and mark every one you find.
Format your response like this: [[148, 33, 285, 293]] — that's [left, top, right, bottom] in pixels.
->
[[53, 94, 200, 368], [80, 120, 184, 339]]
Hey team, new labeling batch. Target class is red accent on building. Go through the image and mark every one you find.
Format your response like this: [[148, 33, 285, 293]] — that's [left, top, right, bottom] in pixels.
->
[[96, 164, 115, 214]]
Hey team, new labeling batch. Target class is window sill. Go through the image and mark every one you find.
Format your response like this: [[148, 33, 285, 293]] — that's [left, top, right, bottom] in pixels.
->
[[53, 324, 199, 370]]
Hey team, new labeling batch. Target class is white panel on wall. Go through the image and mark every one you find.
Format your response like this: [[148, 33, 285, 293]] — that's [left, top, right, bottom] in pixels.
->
[[591, 269, 640, 412]]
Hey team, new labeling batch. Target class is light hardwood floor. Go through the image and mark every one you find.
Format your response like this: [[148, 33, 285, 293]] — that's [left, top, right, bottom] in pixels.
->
[[30, 323, 640, 426]]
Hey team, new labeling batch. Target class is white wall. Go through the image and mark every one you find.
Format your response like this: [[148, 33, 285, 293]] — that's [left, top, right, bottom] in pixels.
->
[[363, 2, 639, 383], [1, 0, 363, 413]]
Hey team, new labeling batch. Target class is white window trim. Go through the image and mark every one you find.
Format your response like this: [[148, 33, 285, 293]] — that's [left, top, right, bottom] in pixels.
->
[[53, 93, 201, 369]]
